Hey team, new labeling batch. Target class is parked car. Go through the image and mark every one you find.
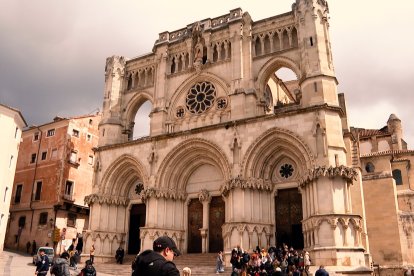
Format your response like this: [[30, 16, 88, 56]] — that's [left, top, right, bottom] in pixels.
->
[[32, 246, 54, 265]]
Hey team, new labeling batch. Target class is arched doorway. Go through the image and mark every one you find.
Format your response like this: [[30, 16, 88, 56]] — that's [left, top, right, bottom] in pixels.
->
[[187, 199, 203, 253], [128, 204, 146, 254], [209, 196, 225, 253], [275, 188, 304, 249]]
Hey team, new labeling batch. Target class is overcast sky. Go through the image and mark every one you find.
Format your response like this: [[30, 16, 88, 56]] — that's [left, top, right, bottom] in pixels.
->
[[1, 1, 413, 147]]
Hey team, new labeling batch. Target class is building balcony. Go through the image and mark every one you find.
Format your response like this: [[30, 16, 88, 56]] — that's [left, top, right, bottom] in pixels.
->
[[62, 193, 75, 202]]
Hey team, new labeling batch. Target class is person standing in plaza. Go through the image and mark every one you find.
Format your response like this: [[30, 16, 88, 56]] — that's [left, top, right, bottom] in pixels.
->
[[35, 248, 49, 275], [132, 236, 181, 276], [31, 240, 37, 255], [115, 245, 125, 264], [216, 251, 224, 273], [26, 241, 31, 254], [89, 244, 95, 264]]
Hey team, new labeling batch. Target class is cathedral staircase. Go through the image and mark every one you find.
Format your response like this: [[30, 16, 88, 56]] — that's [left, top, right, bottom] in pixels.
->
[[175, 253, 218, 275]]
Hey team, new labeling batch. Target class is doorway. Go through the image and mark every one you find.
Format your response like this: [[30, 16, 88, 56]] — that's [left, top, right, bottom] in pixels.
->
[[209, 196, 225, 253], [275, 188, 304, 249], [128, 204, 146, 254], [187, 199, 203, 253]]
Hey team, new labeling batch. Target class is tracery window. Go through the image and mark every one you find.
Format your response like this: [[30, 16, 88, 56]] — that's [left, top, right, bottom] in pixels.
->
[[217, 97, 228, 110], [176, 107, 185, 118], [279, 163, 294, 178], [186, 82, 216, 114]]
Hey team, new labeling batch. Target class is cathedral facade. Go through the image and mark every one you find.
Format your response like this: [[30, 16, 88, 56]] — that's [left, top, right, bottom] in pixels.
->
[[85, 0, 377, 272]]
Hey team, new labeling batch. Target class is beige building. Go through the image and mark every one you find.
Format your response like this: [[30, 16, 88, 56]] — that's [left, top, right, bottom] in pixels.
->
[[83, 0, 413, 274], [5, 114, 100, 253], [354, 114, 414, 268], [0, 103, 27, 252]]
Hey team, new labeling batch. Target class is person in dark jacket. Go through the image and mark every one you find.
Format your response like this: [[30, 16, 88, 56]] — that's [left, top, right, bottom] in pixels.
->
[[132, 236, 181, 276], [315, 265, 329, 276], [32, 240, 37, 255], [115, 246, 125, 264], [75, 233, 84, 254], [35, 248, 49, 275], [51, 252, 70, 276], [77, 259, 96, 276]]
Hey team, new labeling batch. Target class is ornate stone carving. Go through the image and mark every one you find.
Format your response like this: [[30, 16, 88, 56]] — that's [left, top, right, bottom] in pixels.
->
[[298, 165, 358, 187], [84, 193, 129, 206], [140, 187, 187, 202], [198, 189, 211, 203], [220, 176, 272, 196], [105, 55, 126, 77]]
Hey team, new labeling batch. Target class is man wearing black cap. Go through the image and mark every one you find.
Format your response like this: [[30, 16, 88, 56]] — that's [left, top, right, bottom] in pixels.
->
[[132, 235, 181, 276]]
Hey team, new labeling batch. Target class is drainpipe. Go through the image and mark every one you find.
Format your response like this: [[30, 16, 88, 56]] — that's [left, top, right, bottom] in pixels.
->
[[29, 126, 43, 232]]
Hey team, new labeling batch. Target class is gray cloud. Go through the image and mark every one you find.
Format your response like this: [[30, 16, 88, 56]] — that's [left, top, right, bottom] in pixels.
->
[[0, 0, 413, 146]]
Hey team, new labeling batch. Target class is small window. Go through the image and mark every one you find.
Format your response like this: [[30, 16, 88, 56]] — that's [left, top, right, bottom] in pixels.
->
[[70, 151, 77, 163], [365, 162, 375, 173], [15, 127, 18, 138], [89, 119, 93, 125], [4, 187, 8, 202], [67, 213, 77, 227], [15, 185, 22, 203], [30, 153, 37, 164], [41, 151, 47, 161], [65, 181, 73, 195], [9, 155, 13, 168], [47, 129, 55, 137], [38, 212, 48, 225], [88, 155, 94, 165], [310, 36, 314, 46], [34, 181, 42, 201], [87, 134, 92, 142], [33, 132, 40, 141], [51, 149, 58, 159], [392, 169, 403, 185], [72, 129, 79, 138], [18, 216, 26, 228]]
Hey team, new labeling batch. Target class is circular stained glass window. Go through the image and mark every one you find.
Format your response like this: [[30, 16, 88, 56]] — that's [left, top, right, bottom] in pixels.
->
[[279, 163, 294, 178], [186, 82, 216, 114]]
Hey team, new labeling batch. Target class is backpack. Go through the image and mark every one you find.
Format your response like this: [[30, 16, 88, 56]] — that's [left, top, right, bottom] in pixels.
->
[[50, 262, 64, 276]]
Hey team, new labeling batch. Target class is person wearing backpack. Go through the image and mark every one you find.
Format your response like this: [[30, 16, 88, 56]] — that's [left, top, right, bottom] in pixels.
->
[[50, 252, 70, 276], [77, 259, 96, 276]]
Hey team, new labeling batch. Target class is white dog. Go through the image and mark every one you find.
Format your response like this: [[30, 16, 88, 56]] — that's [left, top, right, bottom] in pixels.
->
[[183, 267, 191, 276]]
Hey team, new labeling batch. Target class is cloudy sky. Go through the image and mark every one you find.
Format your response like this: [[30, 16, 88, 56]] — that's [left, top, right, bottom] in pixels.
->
[[1, 0, 413, 146]]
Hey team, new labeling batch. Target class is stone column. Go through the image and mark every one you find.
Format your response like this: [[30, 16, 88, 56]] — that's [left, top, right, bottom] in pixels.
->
[[198, 189, 211, 253]]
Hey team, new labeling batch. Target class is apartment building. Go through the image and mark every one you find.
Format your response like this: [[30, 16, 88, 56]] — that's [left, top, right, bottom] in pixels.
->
[[0, 103, 26, 252], [5, 114, 100, 252]]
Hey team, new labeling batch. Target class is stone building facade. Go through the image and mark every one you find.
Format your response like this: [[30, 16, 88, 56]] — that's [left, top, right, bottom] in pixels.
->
[[0, 103, 26, 252], [84, 1, 380, 273], [5, 114, 100, 253], [354, 114, 414, 267]]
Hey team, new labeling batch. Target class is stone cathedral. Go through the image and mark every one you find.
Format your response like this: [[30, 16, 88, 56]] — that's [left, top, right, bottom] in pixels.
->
[[84, 0, 414, 273]]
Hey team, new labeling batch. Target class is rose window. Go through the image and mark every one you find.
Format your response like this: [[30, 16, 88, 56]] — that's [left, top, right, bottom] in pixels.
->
[[279, 163, 294, 178], [186, 82, 216, 114]]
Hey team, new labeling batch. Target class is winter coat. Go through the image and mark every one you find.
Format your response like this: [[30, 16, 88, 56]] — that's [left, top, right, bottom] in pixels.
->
[[133, 249, 179, 276], [52, 257, 70, 276], [35, 254, 50, 274], [77, 265, 96, 276]]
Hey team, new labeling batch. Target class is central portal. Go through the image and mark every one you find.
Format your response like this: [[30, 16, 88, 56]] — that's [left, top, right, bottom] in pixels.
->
[[275, 188, 303, 249]]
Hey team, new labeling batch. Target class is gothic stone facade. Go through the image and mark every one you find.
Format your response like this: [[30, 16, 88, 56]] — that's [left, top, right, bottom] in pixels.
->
[[85, 1, 373, 272]]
